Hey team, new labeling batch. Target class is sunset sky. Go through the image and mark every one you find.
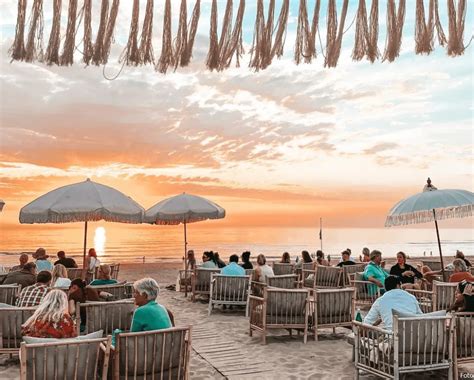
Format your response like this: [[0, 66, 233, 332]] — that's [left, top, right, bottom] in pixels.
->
[[0, 0, 473, 232]]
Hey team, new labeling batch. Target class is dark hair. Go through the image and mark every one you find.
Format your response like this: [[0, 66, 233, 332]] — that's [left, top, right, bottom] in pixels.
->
[[229, 254, 239, 263], [203, 251, 217, 265], [396, 251, 407, 262], [316, 250, 323, 258], [281, 252, 290, 263], [70, 278, 86, 289], [242, 251, 251, 263], [57, 250, 66, 258], [384, 276, 401, 291], [37, 270, 52, 284], [341, 250, 350, 257], [24, 262, 36, 272], [458, 281, 474, 312], [302, 250, 312, 263]]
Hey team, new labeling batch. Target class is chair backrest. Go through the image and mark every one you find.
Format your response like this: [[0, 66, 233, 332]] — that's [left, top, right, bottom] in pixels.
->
[[452, 312, 474, 359], [0, 307, 36, 351], [88, 281, 132, 300], [210, 274, 250, 302], [77, 300, 135, 335], [340, 264, 367, 286], [20, 336, 112, 380], [245, 268, 254, 277], [267, 274, 298, 289], [115, 327, 191, 379], [313, 288, 355, 325], [406, 289, 434, 313], [272, 263, 294, 276], [67, 268, 93, 284], [265, 288, 308, 320], [313, 265, 342, 288], [0, 284, 21, 305], [432, 281, 458, 311], [421, 260, 442, 271], [94, 263, 121, 280], [194, 269, 220, 292]]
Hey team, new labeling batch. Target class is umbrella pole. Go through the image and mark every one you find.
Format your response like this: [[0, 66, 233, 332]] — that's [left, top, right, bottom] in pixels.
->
[[432, 209, 446, 281], [184, 221, 188, 297], [82, 221, 88, 280]]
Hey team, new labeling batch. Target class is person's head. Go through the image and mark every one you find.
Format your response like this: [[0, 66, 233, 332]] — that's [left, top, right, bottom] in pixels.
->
[[97, 264, 111, 280], [133, 277, 159, 307], [456, 280, 474, 312], [214, 252, 220, 260], [453, 258, 467, 273], [396, 251, 407, 266], [346, 248, 352, 254], [370, 250, 382, 265], [257, 254, 266, 266], [301, 250, 312, 263], [241, 251, 251, 263], [18, 253, 29, 266], [34, 248, 47, 260], [341, 250, 350, 262], [384, 275, 402, 291], [57, 250, 66, 259], [69, 278, 86, 294], [88, 248, 97, 257], [187, 250, 195, 260], [281, 252, 290, 263], [229, 254, 239, 264], [316, 250, 324, 259], [202, 251, 214, 262], [455, 250, 465, 260], [23, 289, 69, 329], [36, 270, 52, 286], [51, 264, 67, 283], [23, 262, 36, 275], [362, 247, 370, 257]]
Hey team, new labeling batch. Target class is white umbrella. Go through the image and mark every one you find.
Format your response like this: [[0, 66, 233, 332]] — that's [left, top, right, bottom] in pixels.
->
[[0, 200, 4, 212], [144, 192, 225, 270], [385, 178, 474, 277], [20, 178, 144, 274]]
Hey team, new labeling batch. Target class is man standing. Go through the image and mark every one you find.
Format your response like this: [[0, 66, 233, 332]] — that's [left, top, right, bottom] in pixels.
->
[[1, 262, 37, 289], [16, 271, 51, 307], [54, 251, 78, 268]]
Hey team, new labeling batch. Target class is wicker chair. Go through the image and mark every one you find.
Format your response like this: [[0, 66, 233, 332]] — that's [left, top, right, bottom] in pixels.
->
[[89, 281, 133, 300], [76, 300, 135, 335], [272, 263, 295, 276], [0, 284, 21, 305], [452, 312, 474, 379], [191, 268, 220, 302], [0, 307, 36, 355], [208, 274, 251, 316], [302, 265, 342, 289], [340, 264, 368, 286], [310, 288, 355, 340], [20, 336, 112, 380], [432, 281, 457, 311], [267, 274, 299, 289], [353, 314, 453, 379], [406, 289, 434, 313], [113, 327, 191, 380], [249, 287, 310, 344], [349, 272, 381, 308]]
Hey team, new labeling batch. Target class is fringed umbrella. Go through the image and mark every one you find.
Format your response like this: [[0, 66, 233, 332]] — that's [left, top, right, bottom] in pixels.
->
[[19, 178, 144, 277], [385, 178, 474, 279]]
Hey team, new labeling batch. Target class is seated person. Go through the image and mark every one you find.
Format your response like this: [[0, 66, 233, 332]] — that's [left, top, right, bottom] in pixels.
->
[[221, 255, 246, 276], [2, 262, 36, 289], [68, 278, 100, 331], [389, 251, 423, 289], [296, 250, 313, 269], [214, 252, 226, 269], [360, 247, 370, 263], [254, 254, 274, 283], [186, 250, 196, 270], [10, 253, 29, 271], [363, 250, 389, 295], [16, 270, 51, 307], [449, 259, 474, 283], [34, 248, 54, 272], [337, 250, 356, 267], [131, 278, 172, 332], [201, 251, 218, 269], [22, 289, 77, 339], [54, 250, 78, 268], [51, 263, 71, 288], [240, 251, 253, 270], [363, 276, 423, 331], [455, 250, 472, 268], [448, 280, 474, 312], [315, 250, 329, 266], [89, 264, 118, 286], [280, 252, 291, 264]]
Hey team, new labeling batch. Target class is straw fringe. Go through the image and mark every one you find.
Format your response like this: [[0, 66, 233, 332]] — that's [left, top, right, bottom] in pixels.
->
[[206, 0, 219, 70], [271, 0, 290, 60], [100, 0, 120, 65], [385, 204, 473, 227], [20, 212, 144, 225], [82, 0, 93, 65], [352, 0, 379, 62], [122, 0, 140, 66], [324, 0, 349, 68], [383, 0, 406, 62], [180, 0, 201, 67], [219, 0, 245, 70], [60, 0, 78, 66], [447, 0, 467, 56], [415, 0, 446, 54], [139, 0, 154, 65], [25, 0, 44, 63], [10, 0, 27, 61], [44, 0, 62, 65], [295, 0, 311, 65], [174, 0, 189, 70], [155, 0, 174, 73]]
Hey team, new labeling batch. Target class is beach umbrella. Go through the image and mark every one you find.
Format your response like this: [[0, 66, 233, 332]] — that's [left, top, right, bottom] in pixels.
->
[[144, 193, 225, 268], [0, 200, 4, 212], [385, 178, 474, 278], [19, 178, 144, 275]]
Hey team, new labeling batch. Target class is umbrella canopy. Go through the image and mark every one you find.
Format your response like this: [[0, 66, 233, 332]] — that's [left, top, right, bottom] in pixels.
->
[[0, 199, 4, 212]]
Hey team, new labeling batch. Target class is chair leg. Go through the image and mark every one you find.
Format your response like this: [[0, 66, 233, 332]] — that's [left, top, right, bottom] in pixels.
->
[[208, 301, 212, 316], [354, 367, 359, 380], [332, 327, 336, 334]]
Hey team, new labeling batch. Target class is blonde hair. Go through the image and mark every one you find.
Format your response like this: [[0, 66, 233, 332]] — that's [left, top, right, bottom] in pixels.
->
[[23, 290, 69, 329], [98, 264, 111, 279], [51, 264, 68, 284], [257, 254, 266, 266]]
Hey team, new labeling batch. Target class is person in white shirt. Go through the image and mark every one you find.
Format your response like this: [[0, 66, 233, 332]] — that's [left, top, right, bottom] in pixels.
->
[[363, 275, 423, 331], [51, 263, 71, 288], [254, 254, 274, 283]]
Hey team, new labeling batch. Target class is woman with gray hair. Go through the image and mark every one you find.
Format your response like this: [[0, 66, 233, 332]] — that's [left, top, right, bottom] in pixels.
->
[[131, 278, 173, 332], [449, 259, 474, 283]]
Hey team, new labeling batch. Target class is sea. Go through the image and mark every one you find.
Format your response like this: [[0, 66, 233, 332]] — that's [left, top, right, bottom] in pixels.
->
[[0, 224, 472, 265]]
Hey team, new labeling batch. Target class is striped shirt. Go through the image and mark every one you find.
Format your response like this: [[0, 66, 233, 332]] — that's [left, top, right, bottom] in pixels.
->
[[16, 283, 50, 307]]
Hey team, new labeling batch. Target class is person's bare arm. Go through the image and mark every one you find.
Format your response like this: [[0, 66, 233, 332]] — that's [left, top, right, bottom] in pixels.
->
[[367, 276, 383, 288]]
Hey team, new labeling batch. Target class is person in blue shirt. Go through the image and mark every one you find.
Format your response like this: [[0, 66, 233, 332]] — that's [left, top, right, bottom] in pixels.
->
[[363, 250, 389, 295], [221, 255, 246, 276], [34, 248, 53, 272]]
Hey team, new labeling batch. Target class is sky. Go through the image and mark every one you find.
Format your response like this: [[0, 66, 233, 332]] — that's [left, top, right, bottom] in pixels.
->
[[0, 0, 473, 232]]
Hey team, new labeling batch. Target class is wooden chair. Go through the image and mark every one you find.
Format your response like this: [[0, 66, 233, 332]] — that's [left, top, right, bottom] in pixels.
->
[[353, 314, 453, 379], [67, 268, 93, 283], [76, 300, 135, 335], [244, 269, 254, 277], [208, 274, 251, 316], [451, 312, 474, 379], [0, 307, 36, 355], [89, 281, 133, 300], [310, 288, 355, 340], [249, 287, 309, 344], [0, 284, 21, 305], [94, 263, 120, 280], [113, 326, 191, 380], [272, 263, 294, 276], [302, 265, 342, 289], [295, 262, 313, 283], [20, 336, 112, 380], [432, 281, 457, 311], [349, 272, 381, 308], [340, 264, 368, 286], [178, 269, 192, 296], [191, 268, 220, 302], [406, 289, 434, 313], [267, 274, 299, 289]]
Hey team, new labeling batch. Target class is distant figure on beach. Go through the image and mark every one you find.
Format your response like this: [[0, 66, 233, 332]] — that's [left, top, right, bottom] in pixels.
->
[[221, 255, 246, 276], [448, 280, 474, 312], [90, 264, 118, 286], [186, 250, 196, 270], [214, 252, 226, 268], [456, 250, 472, 268], [34, 248, 53, 272], [336, 250, 356, 267], [68, 278, 100, 330], [51, 264, 71, 288], [389, 251, 423, 289], [22, 289, 77, 339], [85, 248, 101, 271], [315, 250, 329, 267], [363, 276, 422, 331], [16, 270, 51, 307], [10, 253, 29, 271], [360, 247, 370, 263], [254, 254, 274, 283], [201, 251, 218, 269], [363, 250, 389, 295], [280, 252, 291, 264], [131, 278, 172, 332], [448, 259, 474, 283], [1, 262, 37, 289], [423, 177, 437, 192], [54, 250, 78, 268], [240, 251, 253, 270], [296, 250, 313, 269]]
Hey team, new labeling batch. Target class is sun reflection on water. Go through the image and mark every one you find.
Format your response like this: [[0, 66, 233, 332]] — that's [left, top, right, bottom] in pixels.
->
[[94, 227, 106, 257]]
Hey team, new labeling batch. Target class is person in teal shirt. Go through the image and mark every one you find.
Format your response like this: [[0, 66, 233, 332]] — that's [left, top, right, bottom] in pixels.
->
[[363, 250, 389, 296], [221, 255, 246, 276], [89, 264, 118, 286]]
